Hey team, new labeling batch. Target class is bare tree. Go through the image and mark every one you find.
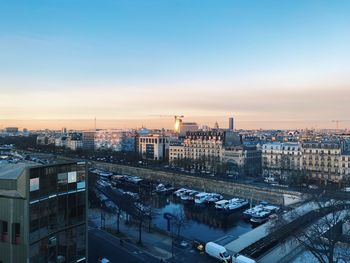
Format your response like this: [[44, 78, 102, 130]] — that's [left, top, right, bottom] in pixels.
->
[[269, 196, 350, 263], [171, 209, 190, 238], [116, 205, 122, 233], [293, 199, 350, 263]]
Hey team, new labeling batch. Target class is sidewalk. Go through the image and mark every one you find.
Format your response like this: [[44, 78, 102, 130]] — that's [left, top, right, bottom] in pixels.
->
[[89, 208, 174, 260]]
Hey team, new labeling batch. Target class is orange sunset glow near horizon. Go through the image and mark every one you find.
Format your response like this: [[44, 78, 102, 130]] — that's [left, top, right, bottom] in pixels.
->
[[1, 1, 350, 130]]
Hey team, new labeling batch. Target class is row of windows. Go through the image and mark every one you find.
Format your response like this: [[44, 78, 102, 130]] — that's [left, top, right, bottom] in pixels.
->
[[0, 221, 20, 245], [29, 191, 86, 244], [302, 149, 341, 154], [29, 224, 86, 263], [140, 138, 169, 144]]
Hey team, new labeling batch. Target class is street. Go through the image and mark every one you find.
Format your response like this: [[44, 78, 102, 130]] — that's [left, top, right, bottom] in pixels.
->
[[89, 228, 161, 263]]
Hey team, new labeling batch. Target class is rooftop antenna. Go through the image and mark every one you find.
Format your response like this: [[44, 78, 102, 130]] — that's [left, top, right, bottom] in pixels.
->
[[94, 117, 96, 131]]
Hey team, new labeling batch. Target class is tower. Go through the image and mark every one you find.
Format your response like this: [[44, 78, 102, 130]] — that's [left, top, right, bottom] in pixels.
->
[[229, 117, 234, 130]]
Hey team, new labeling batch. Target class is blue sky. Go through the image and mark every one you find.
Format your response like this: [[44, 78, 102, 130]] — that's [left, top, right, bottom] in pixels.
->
[[1, 0, 350, 129]]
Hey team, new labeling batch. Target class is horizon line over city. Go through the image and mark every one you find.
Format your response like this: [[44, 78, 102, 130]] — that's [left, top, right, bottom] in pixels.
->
[[1, 117, 349, 131]]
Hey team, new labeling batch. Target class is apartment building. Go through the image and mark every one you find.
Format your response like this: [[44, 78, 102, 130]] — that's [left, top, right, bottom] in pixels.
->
[[262, 142, 302, 179], [183, 130, 240, 171], [302, 141, 343, 183], [262, 140, 350, 183], [169, 143, 184, 163]]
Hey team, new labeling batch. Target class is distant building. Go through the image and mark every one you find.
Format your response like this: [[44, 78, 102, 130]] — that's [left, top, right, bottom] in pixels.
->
[[179, 122, 198, 137], [169, 142, 185, 163], [262, 142, 302, 179], [94, 130, 135, 152], [229, 117, 234, 130], [82, 131, 95, 151], [138, 134, 171, 161], [261, 140, 350, 183], [302, 141, 343, 183], [223, 143, 261, 177], [183, 130, 240, 171], [0, 161, 87, 263], [5, 127, 18, 135]]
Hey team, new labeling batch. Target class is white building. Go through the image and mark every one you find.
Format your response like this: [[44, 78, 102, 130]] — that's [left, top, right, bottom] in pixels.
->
[[262, 142, 302, 179], [262, 141, 350, 183], [139, 134, 171, 161], [169, 143, 185, 163]]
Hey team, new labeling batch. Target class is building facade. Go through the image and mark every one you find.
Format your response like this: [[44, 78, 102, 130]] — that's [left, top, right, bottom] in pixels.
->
[[262, 141, 350, 183], [94, 130, 135, 152], [223, 144, 261, 177], [0, 161, 87, 263], [179, 122, 198, 137], [262, 142, 302, 179], [138, 134, 171, 161], [302, 141, 342, 183], [183, 130, 240, 172], [169, 143, 185, 163], [82, 131, 95, 151]]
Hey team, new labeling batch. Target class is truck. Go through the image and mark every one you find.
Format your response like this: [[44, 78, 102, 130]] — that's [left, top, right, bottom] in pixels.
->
[[205, 242, 232, 262], [234, 255, 257, 263]]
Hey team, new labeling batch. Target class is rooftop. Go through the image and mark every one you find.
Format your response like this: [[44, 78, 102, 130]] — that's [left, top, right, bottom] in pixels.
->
[[0, 162, 36, 180]]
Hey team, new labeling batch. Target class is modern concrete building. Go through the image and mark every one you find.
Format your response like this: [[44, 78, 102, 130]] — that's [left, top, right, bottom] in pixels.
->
[[82, 131, 95, 151], [138, 134, 171, 161], [0, 161, 87, 263]]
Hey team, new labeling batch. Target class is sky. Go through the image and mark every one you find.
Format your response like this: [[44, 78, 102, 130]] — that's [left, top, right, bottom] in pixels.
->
[[1, 0, 350, 130]]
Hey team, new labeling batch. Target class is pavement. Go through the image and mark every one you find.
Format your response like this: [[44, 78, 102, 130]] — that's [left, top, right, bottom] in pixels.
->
[[89, 208, 216, 263], [89, 228, 160, 263]]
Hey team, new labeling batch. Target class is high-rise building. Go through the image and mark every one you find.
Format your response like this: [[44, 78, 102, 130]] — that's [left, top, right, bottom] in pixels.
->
[[0, 161, 87, 263], [82, 131, 95, 151], [229, 117, 234, 130]]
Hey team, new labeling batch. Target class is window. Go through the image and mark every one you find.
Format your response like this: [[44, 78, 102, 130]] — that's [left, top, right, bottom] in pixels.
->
[[12, 223, 20, 245], [30, 178, 40, 192], [68, 172, 77, 183], [1, 221, 8, 242], [58, 173, 68, 185]]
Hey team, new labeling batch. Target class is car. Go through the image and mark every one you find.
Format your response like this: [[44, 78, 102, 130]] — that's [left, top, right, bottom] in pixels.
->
[[98, 257, 111, 263], [308, 184, 318, 189], [342, 187, 350, 192]]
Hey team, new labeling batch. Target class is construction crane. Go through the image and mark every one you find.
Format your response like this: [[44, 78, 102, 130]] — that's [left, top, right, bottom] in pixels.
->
[[331, 120, 350, 133], [149, 114, 184, 133]]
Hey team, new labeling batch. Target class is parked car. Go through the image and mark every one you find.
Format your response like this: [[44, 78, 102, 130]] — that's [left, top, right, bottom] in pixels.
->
[[342, 187, 350, 192], [98, 257, 111, 263]]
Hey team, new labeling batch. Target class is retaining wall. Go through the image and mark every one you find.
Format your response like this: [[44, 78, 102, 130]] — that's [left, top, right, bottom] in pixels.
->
[[92, 162, 304, 206]]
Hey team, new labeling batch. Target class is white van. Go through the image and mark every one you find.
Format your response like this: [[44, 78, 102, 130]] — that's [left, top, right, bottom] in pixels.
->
[[205, 242, 232, 262], [234, 255, 257, 263]]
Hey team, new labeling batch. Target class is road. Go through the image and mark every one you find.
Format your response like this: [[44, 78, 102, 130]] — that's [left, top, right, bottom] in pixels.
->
[[89, 228, 160, 263]]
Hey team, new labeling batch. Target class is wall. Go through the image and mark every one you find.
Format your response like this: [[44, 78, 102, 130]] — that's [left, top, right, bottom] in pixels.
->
[[92, 162, 304, 206]]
